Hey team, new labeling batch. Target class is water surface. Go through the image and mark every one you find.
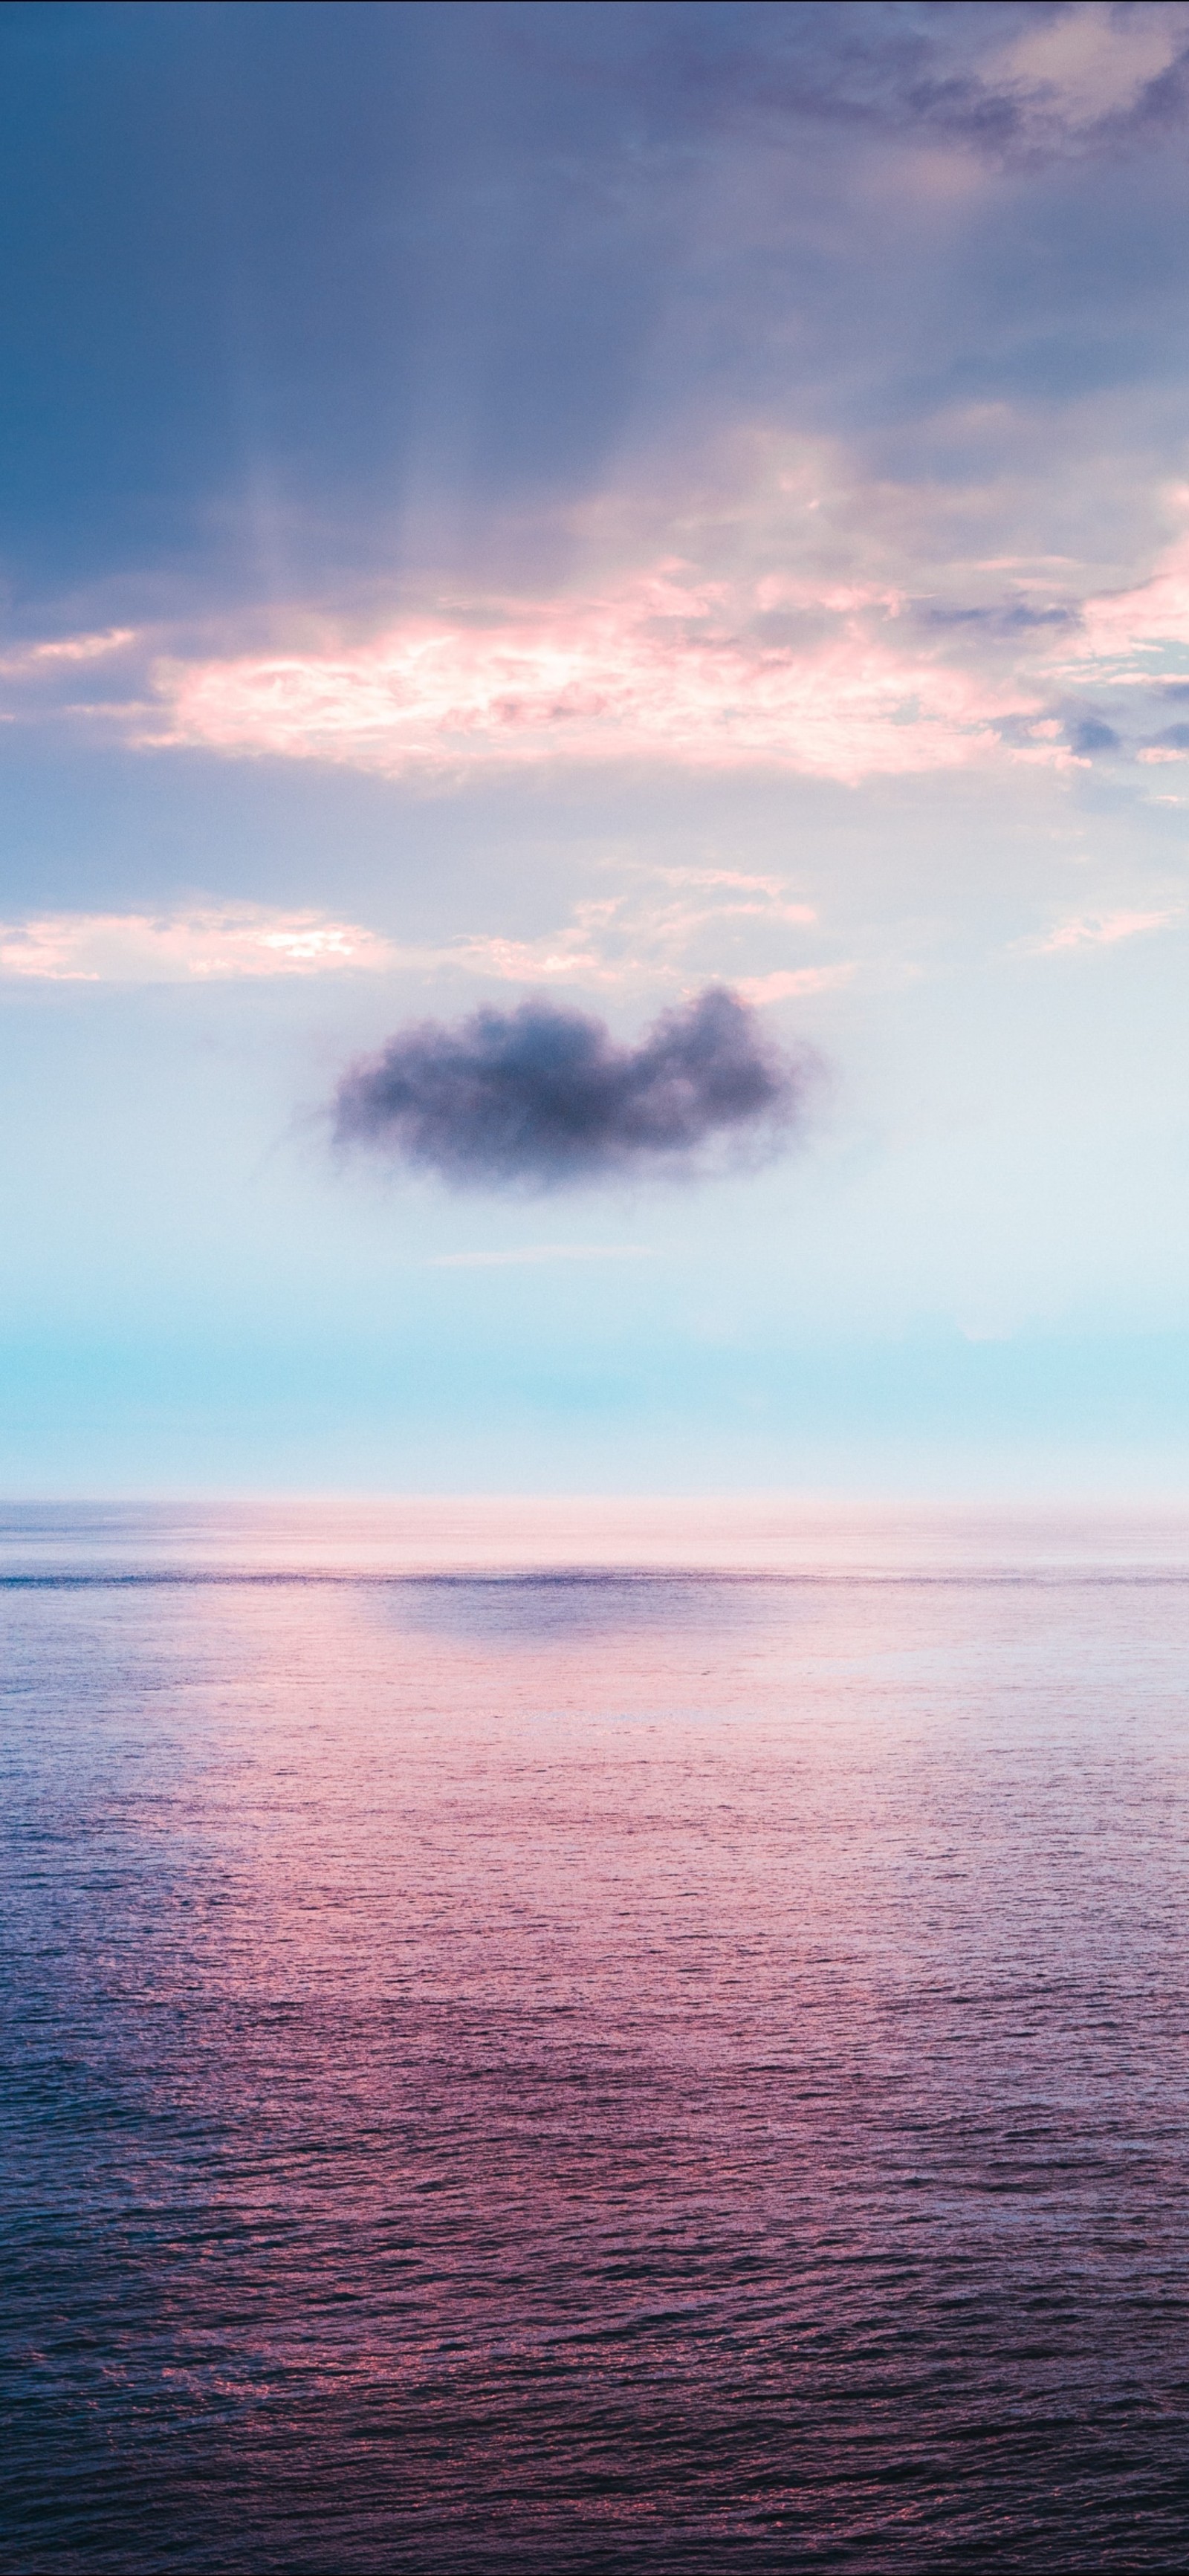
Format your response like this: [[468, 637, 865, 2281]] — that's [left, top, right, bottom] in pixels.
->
[[4, 1501, 1189, 2571]]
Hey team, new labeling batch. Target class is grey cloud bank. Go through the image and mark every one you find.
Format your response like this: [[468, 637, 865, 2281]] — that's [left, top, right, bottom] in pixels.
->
[[334, 986, 811, 1190]]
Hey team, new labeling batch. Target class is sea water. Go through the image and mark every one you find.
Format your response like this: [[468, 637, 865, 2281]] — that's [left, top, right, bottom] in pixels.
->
[[4, 1499, 1189, 2573]]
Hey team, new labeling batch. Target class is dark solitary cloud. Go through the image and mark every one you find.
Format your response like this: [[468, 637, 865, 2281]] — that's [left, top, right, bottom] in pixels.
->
[[334, 986, 812, 1191]]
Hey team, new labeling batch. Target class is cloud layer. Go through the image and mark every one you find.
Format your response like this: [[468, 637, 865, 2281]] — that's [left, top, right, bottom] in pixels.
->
[[152, 572, 1013, 785], [16, 504, 1189, 791], [334, 986, 809, 1190], [0, 906, 395, 983]]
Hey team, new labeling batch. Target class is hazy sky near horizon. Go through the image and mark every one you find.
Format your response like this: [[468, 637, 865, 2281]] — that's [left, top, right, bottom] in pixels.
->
[[4, 0, 1189, 1493]]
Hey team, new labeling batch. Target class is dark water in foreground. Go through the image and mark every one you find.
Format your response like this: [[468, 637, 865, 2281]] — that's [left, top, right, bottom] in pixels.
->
[[5, 1500, 1189, 2573]]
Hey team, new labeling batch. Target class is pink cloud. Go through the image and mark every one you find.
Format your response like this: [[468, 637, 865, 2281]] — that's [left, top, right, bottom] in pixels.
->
[[1073, 533, 1189, 664], [736, 964, 855, 1002], [652, 869, 815, 909], [988, 4, 1184, 131], [0, 626, 136, 675], [145, 571, 1022, 786], [1031, 906, 1183, 956], [1009, 740, 1090, 771], [443, 876, 832, 989], [0, 869, 842, 999], [0, 906, 397, 983]]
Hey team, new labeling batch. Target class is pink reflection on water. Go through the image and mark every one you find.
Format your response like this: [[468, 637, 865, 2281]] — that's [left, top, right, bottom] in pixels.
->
[[7, 1503, 1189, 2566]]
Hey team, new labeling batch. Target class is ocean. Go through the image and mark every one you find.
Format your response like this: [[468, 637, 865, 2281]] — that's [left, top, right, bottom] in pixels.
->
[[4, 1498, 1189, 2572]]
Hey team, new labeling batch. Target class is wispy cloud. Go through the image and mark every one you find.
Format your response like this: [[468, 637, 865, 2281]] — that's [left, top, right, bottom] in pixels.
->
[[625, 0, 1189, 162], [0, 869, 843, 999], [985, 4, 1187, 137], [651, 869, 812, 904], [1028, 906, 1185, 956], [0, 626, 136, 676], [736, 965, 855, 1004], [443, 877, 834, 993], [1070, 531, 1189, 666], [0, 906, 397, 983]]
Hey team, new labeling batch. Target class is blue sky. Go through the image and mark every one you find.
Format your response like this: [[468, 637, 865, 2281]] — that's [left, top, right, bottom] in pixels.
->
[[4, 0, 1189, 1494]]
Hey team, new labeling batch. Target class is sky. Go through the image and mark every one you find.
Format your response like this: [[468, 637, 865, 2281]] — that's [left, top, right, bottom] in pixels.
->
[[4, 0, 1189, 1496]]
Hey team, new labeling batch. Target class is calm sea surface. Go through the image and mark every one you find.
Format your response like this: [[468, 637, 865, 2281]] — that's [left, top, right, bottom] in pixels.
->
[[5, 1499, 1189, 2574]]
